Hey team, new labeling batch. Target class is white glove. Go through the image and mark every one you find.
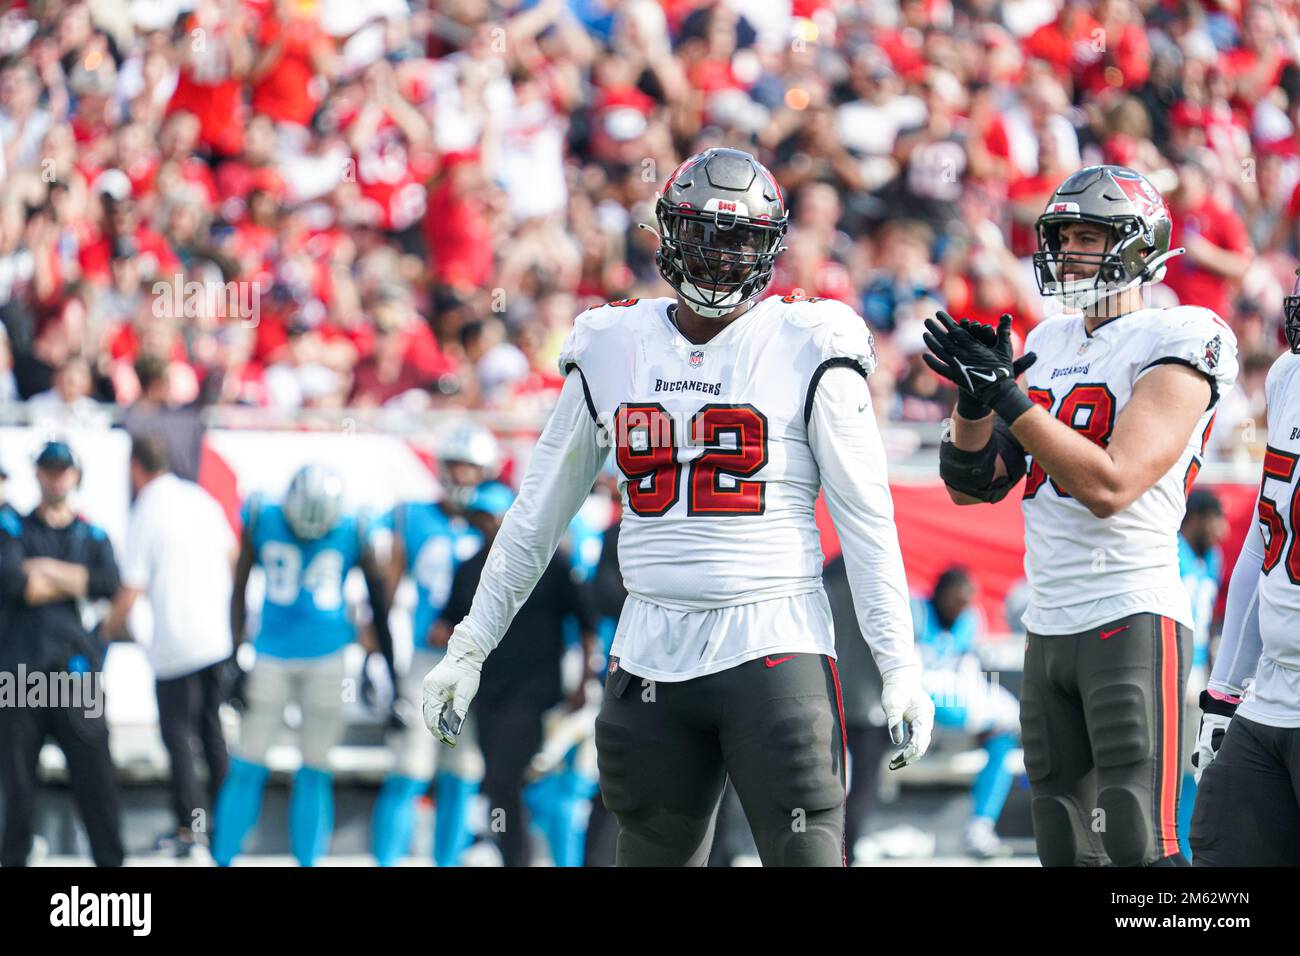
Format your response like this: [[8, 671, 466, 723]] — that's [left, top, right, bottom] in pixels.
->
[[421, 644, 485, 747], [881, 663, 934, 770], [1191, 690, 1237, 784]]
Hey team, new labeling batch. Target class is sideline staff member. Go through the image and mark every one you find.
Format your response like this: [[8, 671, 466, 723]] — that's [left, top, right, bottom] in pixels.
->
[[0, 440, 125, 867], [103, 435, 236, 858]]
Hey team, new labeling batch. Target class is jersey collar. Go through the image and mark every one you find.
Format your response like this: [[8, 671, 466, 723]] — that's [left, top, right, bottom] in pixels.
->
[[663, 298, 761, 350]]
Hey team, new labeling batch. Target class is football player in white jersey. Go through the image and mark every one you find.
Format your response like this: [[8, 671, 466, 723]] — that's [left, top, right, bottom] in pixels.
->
[[421, 146, 934, 866], [1189, 275, 1300, 865], [924, 165, 1239, 866]]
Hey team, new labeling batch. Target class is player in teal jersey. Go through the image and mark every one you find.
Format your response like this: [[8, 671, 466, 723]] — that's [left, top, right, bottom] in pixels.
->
[[213, 465, 394, 866], [371, 423, 501, 866], [912, 568, 1021, 858]]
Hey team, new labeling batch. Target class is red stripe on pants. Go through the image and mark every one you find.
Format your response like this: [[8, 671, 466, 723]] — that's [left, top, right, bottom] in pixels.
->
[[1157, 617, 1180, 858], [827, 657, 849, 868]]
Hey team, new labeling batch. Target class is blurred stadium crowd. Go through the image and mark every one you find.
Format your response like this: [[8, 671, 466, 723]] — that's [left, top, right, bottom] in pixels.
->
[[0, 0, 1296, 457]]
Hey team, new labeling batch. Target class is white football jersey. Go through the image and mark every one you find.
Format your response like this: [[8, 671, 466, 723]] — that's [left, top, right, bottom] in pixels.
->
[[1240, 350, 1300, 725], [558, 293, 900, 680], [1019, 306, 1239, 635]]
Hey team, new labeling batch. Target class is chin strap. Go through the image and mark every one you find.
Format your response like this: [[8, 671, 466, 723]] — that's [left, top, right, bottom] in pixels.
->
[[1141, 245, 1186, 280], [1070, 245, 1187, 313]]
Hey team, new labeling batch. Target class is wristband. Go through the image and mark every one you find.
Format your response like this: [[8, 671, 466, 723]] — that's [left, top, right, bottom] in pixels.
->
[[990, 382, 1035, 425], [1199, 689, 1240, 718], [955, 390, 990, 420]]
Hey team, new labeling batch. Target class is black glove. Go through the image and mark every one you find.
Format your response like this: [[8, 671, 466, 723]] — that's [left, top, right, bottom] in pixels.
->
[[923, 311, 1038, 424], [953, 318, 998, 419], [359, 655, 379, 710], [360, 652, 408, 731], [386, 701, 410, 733], [224, 654, 250, 714]]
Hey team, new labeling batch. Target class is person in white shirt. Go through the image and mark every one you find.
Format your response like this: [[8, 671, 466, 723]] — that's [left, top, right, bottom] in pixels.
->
[[103, 435, 237, 858], [26, 357, 111, 429], [422, 147, 934, 867]]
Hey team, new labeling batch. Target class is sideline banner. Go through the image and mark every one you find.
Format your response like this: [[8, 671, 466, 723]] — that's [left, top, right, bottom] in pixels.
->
[[816, 480, 1260, 624], [0, 426, 1261, 628]]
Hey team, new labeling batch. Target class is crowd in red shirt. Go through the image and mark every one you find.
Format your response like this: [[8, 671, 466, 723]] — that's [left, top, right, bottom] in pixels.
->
[[0, 0, 1297, 448]]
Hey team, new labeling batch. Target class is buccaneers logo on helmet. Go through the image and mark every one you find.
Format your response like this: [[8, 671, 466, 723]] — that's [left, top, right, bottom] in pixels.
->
[[651, 147, 788, 319], [1033, 165, 1184, 312]]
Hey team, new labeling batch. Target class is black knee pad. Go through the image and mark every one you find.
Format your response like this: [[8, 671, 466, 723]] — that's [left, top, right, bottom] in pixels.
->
[[593, 716, 639, 816], [1085, 682, 1158, 865], [596, 717, 715, 865], [1096, 785, 1153, 866], [1030, 795, 1085, 867], [1018, 693, 1051, 782], [616, 806, 715, 860], [758, 696, 845, 813], [763, 807, 845, 867], [1087, 681, 1151, 768], [733, 694, 845, 867]]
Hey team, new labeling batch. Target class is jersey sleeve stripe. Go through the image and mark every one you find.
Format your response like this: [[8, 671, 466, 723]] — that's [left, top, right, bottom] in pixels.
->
[[803, 357, 868, 425], [1138, 356, 1218, 409], [563, 362, 603, 429]]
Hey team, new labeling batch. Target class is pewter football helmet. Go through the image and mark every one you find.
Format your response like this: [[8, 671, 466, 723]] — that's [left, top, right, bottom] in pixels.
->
[[1033, 165, 1184, 311], [654, 147, 788, 318]]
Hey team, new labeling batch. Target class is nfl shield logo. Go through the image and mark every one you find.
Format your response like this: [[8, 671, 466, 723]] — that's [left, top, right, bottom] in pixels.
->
[[1204, 334, 1221, 370], [689, 350, 705, 367]]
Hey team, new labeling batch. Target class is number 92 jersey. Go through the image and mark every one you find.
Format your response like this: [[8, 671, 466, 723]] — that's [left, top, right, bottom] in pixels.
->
[[559, 294, 876, 611], [243, 495, 371, 660], [1018, 306, 1238, 635]]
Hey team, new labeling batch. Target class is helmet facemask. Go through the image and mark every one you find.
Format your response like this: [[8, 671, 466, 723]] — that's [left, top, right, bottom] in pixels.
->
[[1285, 269, 1300, 354], [284, 466, 345, 540], [1033, 215, 1157, 312], [656, 204, 785, 318], [436, 422, 500, 511], [439, 460, 487, 511]]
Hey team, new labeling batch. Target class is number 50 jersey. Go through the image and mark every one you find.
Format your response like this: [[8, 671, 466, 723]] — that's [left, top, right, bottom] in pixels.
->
[[1018, 306, 1238, 635], [1245, 350, 1300, 723], [560, 295, 876, 613]]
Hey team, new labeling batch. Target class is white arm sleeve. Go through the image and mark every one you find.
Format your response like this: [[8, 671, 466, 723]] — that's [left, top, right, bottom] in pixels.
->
[[807, 366, 919, 676], [450, 372, 609, 659], [1209, 500, 1265, 698]]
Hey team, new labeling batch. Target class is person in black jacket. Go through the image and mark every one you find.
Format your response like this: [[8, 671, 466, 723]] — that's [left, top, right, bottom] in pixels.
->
[[824, 553, 890, 866], [0, 462, 17, 528], [582, 516, 624, 867], [0, 441, 125, 866], [434, 483, 598, 867]]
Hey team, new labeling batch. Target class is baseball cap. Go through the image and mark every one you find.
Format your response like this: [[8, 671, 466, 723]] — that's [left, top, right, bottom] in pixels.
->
[[35, 441, 79, 471]]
